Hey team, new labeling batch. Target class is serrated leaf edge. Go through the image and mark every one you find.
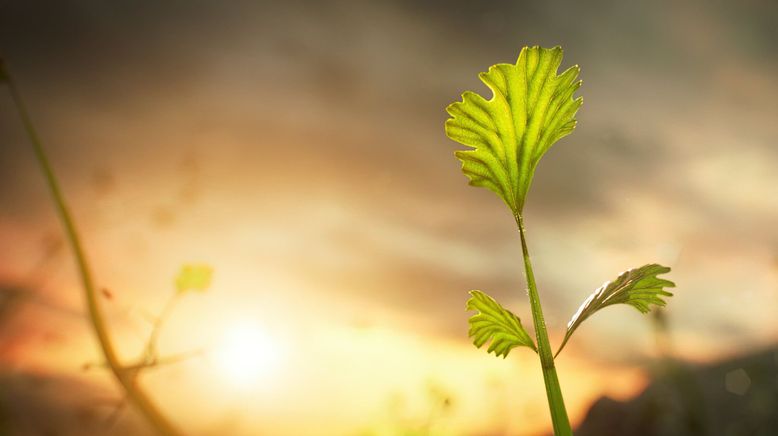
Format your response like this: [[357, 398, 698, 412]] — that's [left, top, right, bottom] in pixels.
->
[[555, 263, 675, 357], [466, 290, 537, 358]]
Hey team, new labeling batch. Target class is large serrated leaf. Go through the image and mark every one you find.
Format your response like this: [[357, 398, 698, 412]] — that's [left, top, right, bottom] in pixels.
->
[[445, 46, 583, 214], [556, 264, 675, 357], [466, 290, 537, 358]]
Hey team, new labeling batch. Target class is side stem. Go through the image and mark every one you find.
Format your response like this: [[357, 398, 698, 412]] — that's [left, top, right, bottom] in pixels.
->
[[2, 63, 181, 436], [515, 213, 572, 436]]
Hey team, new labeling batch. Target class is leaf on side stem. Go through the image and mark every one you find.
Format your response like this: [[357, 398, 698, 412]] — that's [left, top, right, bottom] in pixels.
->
[[556, 264, 675, 357], [466, 290, 537, 358]]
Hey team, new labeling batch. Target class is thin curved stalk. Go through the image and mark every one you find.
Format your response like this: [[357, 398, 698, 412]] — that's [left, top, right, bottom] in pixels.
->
[[515, 213, 572, 436], [2, 62, 181, 436]]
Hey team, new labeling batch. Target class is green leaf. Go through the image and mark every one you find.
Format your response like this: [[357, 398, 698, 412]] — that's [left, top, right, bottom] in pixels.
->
[[175, 264, 213, 294], [445, 46, 583, 214], [556, 264, 675, 357], [466, 290, 537, 358]]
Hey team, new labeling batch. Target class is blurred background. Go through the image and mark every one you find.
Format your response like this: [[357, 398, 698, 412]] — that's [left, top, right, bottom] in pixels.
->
[[0, 0, 776, 435]]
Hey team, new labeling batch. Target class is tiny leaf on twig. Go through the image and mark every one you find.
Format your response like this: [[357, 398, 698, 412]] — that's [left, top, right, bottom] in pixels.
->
[[175, 264, 213, 294], [556, 264, 675, 357], [466, 290, 537, 358]]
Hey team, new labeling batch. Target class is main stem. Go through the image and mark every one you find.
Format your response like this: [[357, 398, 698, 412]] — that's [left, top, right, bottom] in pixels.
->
[[515, 213, 572, 436], [3, 65, 181, 436]]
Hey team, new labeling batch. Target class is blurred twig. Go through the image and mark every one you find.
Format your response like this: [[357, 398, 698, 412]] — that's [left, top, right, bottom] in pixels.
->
[[1, 58, 181, 436]]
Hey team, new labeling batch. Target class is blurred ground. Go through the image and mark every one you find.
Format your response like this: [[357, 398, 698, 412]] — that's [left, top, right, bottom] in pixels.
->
[[577, 345, 778, 436], [0, 369, 145, 436]]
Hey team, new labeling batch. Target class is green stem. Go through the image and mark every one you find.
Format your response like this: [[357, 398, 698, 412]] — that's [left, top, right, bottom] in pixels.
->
[[515, 213, 572, 436], [144, 293, 181, 361], [2, 62, 181, 436]]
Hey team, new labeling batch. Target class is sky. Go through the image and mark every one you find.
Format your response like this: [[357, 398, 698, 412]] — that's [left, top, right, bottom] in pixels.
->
[[0, 0, 777, 435]]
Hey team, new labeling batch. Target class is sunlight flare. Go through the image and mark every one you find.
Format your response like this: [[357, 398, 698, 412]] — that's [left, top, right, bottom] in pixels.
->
[[213, 322, 283, 388]]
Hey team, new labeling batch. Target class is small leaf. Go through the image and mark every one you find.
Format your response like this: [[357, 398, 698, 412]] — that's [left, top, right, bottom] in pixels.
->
[[556, 264, 675, 357], [466, 290, 537, 358], [445, 46, 583, 214], [175, 264, 213, 294]]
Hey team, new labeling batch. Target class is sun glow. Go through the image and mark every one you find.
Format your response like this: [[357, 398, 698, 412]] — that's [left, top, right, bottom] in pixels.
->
[[213, 322, 283, 388]]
